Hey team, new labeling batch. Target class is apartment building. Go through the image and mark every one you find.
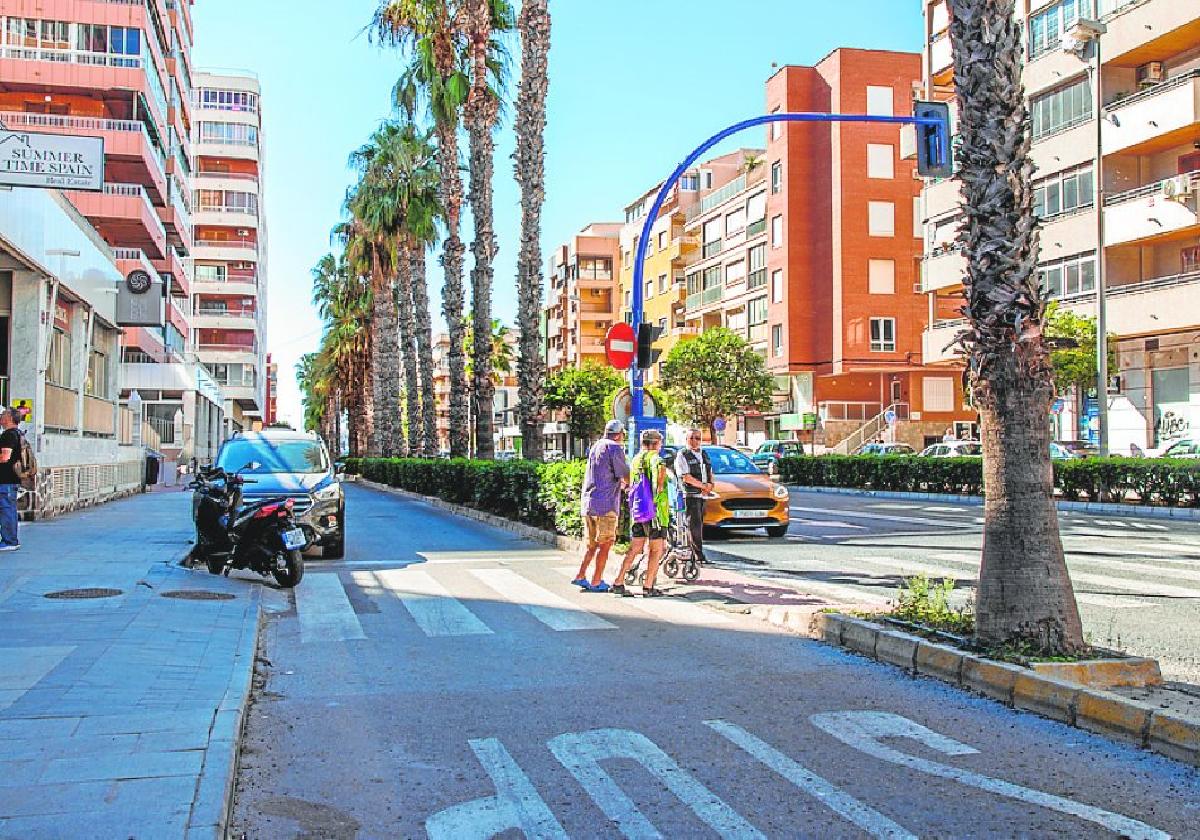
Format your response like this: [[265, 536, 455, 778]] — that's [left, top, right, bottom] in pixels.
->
[[265, 353, 278, 426], [431, 332, 520, 454], [191, 69, 268, 434], [0, 0, 226, 468], [921, 0, 1200, 451], [544, 223, 622, 376]]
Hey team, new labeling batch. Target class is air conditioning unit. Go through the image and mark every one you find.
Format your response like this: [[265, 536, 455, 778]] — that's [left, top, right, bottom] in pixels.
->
[[1136, 62, 1165, 87], [237, 229, 250, 237]]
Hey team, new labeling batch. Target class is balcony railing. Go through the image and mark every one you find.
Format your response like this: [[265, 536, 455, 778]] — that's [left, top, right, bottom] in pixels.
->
[[195, 205, 259, 217], [195, 306, 255, 319], [689, 174, 749, 220], [83, 396, 117, 436], [195, 171, 259, 184], [702, 239, 722, 259], [1105, 170, 1200, 207], [102, 183, 168, 240], [748, 269, 767, 290], [747, 218, 767, 237], [45, 384, 78, 432], [685, 286, 724, 311], [0, 45, 142, 70], [1107, 68, 1200, 114]]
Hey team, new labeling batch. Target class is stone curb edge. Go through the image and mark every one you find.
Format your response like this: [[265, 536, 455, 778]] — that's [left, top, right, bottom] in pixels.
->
[[813, 612, 1200, 767], [788, 485, 1200, 521], [186, 590, 264, 838]]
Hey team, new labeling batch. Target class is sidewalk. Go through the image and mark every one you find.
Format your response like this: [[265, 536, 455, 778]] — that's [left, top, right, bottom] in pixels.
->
[[0, 489, 262, 839]]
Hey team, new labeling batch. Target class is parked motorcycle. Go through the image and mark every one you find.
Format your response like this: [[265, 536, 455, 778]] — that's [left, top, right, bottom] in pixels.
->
[[189, 463, 307, 588]]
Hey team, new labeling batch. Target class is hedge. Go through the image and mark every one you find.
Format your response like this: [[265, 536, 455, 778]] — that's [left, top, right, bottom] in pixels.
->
[[344, 457, 589, 537], [778, 455, 1200, 507]]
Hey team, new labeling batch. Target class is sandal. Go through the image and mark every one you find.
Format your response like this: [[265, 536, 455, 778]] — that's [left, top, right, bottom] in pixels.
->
[[643, 587, 665, 598]]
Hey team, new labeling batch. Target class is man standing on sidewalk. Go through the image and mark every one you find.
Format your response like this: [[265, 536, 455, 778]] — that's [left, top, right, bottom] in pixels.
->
[[0, 408, 23, 551], [674, 429, 714, 566], [574, 420, 629, 592]]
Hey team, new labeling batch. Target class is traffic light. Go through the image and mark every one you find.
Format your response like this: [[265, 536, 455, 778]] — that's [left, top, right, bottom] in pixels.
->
[[636, 323, 662, 370], [914, 101, 953, 179]]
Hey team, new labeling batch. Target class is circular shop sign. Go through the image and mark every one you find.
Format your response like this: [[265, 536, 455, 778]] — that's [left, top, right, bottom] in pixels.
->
[[125, 270, 153, 295]]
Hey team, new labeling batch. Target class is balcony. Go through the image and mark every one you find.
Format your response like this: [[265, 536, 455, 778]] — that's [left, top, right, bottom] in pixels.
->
[[193, 270, 256, 297], [929, 32, 952, 84], [668, 233, 699, 264], [67, 183, 167, 259], [45, 384, 78, 432], [1039, 206, 1098, 261], [921, 247, 967, 292], [156, 247, 190, 298], [195, 171, 260, 189], [113, 248, 157, 282], [194, 206, 259, 230], [923, 177, 962, 222], [923, 319, 967, 365], [1103, 70, 1200, 156], [685, 286, 724, 312], [1052, 270, 1200, 336], [167, 297, 190, 337], [747, 268, 768, 291], [702, 239, 723, 259], [193, 240, 259, 263], [84, 396, 117, 437], [197, 343, 258, 364], [1103, 0, 1200, 67], [1102, 173, 1200, 246], [193, 306, 257, 330], [195, 137, 259, 162]]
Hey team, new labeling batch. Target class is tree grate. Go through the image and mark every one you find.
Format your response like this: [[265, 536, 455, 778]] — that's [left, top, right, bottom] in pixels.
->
[[161, 590, 236, 601], [43, 588, 123, 600]]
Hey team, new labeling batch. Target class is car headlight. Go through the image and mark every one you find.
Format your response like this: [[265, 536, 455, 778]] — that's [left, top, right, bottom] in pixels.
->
[[313, 483, 341, 501], [772, 484, 789, 500]]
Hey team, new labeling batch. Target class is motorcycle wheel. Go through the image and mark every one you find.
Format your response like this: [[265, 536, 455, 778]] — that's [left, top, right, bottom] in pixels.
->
[[272, 550, 305, 588], [663, 557, 680, 579], [204, 555, 225, 576], [682, 560, 700, 582]]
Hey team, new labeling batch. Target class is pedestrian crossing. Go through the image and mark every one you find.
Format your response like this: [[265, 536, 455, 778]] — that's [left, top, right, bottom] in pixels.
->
[[292, 556, 733, 643]]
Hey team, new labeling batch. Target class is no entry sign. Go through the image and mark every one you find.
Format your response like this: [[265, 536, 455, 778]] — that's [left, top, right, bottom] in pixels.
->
[[605, 322, 637, 370]]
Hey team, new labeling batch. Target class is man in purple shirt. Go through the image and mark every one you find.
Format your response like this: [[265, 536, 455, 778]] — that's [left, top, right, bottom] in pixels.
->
[[573, 420, 630, 592]]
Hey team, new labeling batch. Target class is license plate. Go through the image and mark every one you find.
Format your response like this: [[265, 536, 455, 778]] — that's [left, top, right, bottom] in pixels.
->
[[733, 509, 764, 519], [282, 528, 306, 550]]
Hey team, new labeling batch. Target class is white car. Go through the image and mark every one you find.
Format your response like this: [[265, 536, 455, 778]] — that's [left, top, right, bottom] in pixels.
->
[[919, 440, 983, 458], [1159, 439, 1200, 459]]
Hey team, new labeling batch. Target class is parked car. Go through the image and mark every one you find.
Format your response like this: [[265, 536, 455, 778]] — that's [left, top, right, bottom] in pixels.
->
[[854, 443, 917, 456], [1055, 440, 1099, 459], [918, 441, 983, 458], [543, 450, 566, 463], [1159, 439, 1200, 459], [660, 445, 790, 538], [1049, 442, 1078, 460], [750, 440, 806, 475], [495, 450, 518, 461], [210, 430, 345, 559]]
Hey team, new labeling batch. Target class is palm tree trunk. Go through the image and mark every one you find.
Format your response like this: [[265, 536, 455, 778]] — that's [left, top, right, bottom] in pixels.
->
[[437, 124, 470, 458], [466, 120, 497, 458], [514, 0, 550, 462], [396, 245, 421, 457], [369, 254, 399, 458], [949, 0, 1083, 652], [411, 246, 438, 456]]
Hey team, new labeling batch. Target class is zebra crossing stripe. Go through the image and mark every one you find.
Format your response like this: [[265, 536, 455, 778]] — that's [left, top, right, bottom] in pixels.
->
[[470, 569, 617, 632], [375, 569, 494, 637], [294, 573, 366, 643]]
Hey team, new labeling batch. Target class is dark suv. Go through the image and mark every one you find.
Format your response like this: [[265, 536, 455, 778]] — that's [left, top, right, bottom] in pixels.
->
[[212, 431, 345, 558], [750, 440, 805, 475]]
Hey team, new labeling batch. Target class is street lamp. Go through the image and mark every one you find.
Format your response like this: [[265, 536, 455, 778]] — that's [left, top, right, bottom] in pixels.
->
[[1063, 17, 1109, 455]]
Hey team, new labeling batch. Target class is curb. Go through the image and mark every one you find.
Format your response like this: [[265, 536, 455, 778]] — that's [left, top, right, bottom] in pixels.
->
[[787, 485, 1200, 521], [186, 590, 264, 839], [809, 613, 1199, 766]]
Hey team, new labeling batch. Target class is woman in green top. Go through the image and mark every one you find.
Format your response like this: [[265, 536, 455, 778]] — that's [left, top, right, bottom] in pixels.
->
[[612, 429, 670, 597]]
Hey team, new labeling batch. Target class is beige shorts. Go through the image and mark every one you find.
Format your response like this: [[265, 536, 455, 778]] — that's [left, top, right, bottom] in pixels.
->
[[584, 512, 619, 546]]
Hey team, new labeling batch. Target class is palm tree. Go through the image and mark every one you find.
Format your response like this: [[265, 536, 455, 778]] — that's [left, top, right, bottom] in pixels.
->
[[513, 0, 550, 461], [332, 217, 385, 456], [374, 0, 472, 457], [463, 0, 514, 459], [948, 0, 1083, 652], [308, 252, 372, 456]]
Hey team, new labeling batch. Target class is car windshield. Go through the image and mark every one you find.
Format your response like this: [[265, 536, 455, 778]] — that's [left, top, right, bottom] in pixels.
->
[[218, 439, 328, 475], [954, 443, 982, 456], [705, 447, 761, 475]]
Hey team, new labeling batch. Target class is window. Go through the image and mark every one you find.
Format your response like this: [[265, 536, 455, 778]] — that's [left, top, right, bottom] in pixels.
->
[[658, 317, 667, 334], [770, 161, 783, 194], [701, 171, 713, 190], [923, 377, 956, 413], [746, 192, 767, 229], [771, 269, 784, 303], [657, 231, 666, 252], [644, 278, 654, 300], [867, 144, 894, 180], [868, 259, 895, 294], [772, 324, 784, 357], [1029, 0, 1088, 60], [771, 215, 784, 248], [199, 122, 259, 146], [623, 250, 631, 269], [725, 259, 746, 286], [48, 329, 72, 388], [747, 244, 768, 290], [1033, 165, 1093, 219], [86, 351, 108, 398], [770, 106, 782, 140], [657, 273, 669, 294], [680, 173, 699, 191], [702, 265, 722, 290], [725, 207, 746, 236], [702, 218, 723, 257], [1031, 77, 1092, 139], [870, 318, 896, 352], [1040, 253, 1096, 298], [1183, 246, 1200, 273], [195, 264, 227, 283], [197, 88, 259, 112], [868, 201, 895, 237], [748, 296, 768, 326], [578, 257, 612, 280], [866, 85, 894, 117]]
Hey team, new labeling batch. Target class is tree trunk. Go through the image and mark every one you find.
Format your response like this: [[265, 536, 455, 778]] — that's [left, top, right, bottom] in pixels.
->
[[948, 0, 1084, 652], [396, 245, 420, 458], [437, 123, 470, 458], [514, 0, 550, 462], [360, 327, 376, 457], [369, 250, 399, 458], [411, 246, 438, 456], [466, 111, 497, 458]]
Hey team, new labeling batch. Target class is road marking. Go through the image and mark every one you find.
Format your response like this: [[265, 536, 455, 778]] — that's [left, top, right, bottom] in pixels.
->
[[294, 574, 366, 643], [549, 728, 764, 839], [371, 569, 493, 637], [426, 738, 567, 840], [792, 519, 865, 530], [705, 720, 915, 839], [937, 550, 1200, 585], [789, 505, 968, 528], [420, 550, 566, 564], [810, 712, 1168, 840], [550, 567, 735, 625], [922, 506, 968, 513], [471, 569, 616, 632]]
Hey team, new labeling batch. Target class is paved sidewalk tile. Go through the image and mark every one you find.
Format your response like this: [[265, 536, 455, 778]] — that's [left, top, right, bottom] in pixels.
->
[[0, 491, 263, 837]]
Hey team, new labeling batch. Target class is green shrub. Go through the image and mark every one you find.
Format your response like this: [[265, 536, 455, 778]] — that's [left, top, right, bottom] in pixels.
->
[[778, 454, 1200, 507], [538, 460, 587, 537]]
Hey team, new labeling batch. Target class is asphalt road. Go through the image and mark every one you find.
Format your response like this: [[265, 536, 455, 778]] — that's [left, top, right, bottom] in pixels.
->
[[230, 484, 1199, 838], [710, 489, 1200, 684]]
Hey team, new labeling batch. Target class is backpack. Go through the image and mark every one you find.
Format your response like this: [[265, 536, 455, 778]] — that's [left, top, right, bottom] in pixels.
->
[[12, 434, 36, 491], [628, 458, 657, 524]]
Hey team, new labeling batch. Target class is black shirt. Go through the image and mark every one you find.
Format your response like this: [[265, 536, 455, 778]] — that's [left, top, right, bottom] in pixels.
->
[[0, 428, 21, 485]]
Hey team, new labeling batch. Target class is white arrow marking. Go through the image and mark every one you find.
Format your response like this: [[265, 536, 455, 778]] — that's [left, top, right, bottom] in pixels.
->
[[704, 720, 915, 839], [425, 738, 567, 840], [809, 711, 1169, 840], [549, 728, 764, 839]]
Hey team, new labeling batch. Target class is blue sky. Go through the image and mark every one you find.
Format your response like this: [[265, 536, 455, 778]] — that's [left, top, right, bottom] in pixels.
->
[[192, 0, 924, 427]]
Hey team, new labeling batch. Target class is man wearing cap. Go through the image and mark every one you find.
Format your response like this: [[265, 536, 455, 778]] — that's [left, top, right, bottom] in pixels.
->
[[574, 420, 630, 592]]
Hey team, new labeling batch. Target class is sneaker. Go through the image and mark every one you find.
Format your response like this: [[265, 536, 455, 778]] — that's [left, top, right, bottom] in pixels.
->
[[610, 584, 628, 597], [0, 545, 17, 552], [571, 577, 588, 587], [585, 581, 611, 593]]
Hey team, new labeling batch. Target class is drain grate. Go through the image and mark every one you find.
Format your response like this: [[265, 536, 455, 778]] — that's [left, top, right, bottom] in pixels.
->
[[44, 588, 123, 600], [161, 590, 236, 601]]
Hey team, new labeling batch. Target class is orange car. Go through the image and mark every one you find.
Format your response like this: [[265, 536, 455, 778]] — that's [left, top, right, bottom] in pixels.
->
[[664, 445, 790, 538]]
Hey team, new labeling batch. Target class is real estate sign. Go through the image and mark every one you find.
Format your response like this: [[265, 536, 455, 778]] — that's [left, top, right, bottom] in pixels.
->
[[0, 131, 104, 191]]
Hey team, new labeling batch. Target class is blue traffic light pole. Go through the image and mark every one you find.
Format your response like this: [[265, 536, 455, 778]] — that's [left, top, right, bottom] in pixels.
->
[[629, 110, 948, 426]]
